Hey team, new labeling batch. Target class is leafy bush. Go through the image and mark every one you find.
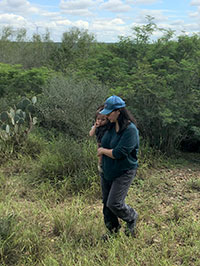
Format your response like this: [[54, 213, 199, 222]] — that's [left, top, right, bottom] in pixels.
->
[[0, 63, 52, 98], [32, 136, 100, 192], [137, 139, 165, 173], [20, 129, 47, 158], [39, 75, 108, 138]]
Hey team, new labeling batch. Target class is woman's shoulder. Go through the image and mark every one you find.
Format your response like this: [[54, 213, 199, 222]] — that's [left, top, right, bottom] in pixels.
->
[[125, 122, 139, 135], [127, 122, 137, 130]]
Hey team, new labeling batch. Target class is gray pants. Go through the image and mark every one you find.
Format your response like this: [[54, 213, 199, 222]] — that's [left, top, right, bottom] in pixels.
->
[[101, 169, 137, 232]]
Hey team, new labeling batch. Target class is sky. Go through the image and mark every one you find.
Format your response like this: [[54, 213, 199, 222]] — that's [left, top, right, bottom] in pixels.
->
[[0, 0, 199, 42]]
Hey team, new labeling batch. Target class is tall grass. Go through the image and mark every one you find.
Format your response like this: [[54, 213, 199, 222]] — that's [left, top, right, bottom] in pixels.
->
[[29, 135, 101, 196], [0, 132, 199, 265]]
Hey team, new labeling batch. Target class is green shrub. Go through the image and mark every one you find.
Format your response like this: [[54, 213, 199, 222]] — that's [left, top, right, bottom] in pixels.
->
[[38, 75, 108, 138], [0, 63, 52, 98], [137, 138, 168, 178], [32, 136, 100, 193], [19, 130, 47, 159]]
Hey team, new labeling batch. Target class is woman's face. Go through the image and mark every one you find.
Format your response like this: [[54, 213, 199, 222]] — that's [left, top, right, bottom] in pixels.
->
[[107, 110, 120, 123]]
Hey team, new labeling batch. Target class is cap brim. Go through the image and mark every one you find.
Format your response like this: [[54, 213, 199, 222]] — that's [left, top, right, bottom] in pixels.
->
[[99, 108, 113, 115]]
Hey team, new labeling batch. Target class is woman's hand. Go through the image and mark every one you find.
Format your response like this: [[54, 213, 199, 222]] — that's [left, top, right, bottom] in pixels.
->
[[97, 147, 104, 156], [97, 148, 115, 159]]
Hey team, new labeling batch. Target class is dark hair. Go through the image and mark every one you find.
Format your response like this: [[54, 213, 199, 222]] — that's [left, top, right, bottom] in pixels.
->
[[117, 107, 137, 133], [94, 105, 104, 120]]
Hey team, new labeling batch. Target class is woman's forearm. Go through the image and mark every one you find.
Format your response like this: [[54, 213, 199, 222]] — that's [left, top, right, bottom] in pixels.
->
[[97, 148, 115, 159]]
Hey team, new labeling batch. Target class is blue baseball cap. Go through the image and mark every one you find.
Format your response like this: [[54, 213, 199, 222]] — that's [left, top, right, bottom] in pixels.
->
[[100, 95, 126, 115]]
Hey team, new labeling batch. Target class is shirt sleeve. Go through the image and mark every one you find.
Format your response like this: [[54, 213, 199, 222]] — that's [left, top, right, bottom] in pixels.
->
[[112, 126, 139, 159]]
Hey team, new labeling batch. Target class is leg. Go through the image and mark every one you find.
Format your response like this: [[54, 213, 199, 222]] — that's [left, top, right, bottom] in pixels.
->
[[106, 169, 137, 223], [101, 175, 121, 232]]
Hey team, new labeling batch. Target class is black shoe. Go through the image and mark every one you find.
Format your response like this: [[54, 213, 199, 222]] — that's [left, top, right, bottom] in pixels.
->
[[125, 212, 138, 237], [112, 224, 121, 233]]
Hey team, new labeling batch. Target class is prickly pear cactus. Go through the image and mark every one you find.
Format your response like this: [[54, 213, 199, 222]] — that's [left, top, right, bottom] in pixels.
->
[[16, 98, 31, 111], [0, 111, 9, 123], [0, 96, 38, 145]]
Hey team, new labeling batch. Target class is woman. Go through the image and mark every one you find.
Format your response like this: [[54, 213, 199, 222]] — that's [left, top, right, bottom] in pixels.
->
[[97, 95, 139, 238]]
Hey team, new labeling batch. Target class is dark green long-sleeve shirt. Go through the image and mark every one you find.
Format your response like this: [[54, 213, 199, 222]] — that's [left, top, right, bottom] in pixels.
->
[[101, 122, 139, 181]]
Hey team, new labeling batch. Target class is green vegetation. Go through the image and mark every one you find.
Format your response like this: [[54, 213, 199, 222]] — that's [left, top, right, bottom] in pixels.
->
[[0, 17, 200, 265], [0, 63, 52, 98], [0, 96, 37, 163], [0, 135, 200, 265], [1, 18, 200, 153]]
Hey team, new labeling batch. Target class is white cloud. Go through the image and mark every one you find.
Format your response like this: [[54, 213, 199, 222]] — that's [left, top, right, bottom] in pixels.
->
[[171, 22, 200, 34], [92, 18, 125, 30], [132, 0, 161, 5], [0, 13, 29, 29], [100, 0, 131, 13], [74, 20, 89, 28], [170, 20, 185, 26], [35, 18, 89, 30], [61, 9, 93, 16], [60, 0, 95, 9], [189, 2, 200, 20], [128, 0, 159, 4], [7, 0, 28, 8], [60, 0, 96, 16], [90, 17, 128, 41], [0, 13, 25, 23], [54, 19, 72, 26], [49, 19, 89, 28], [189, 11, 199, 18], [135, 9, 168, 23], [190, 0, 200, 6], [184, 22, 200, 31], [0, 0, 39, 15], [41, 12, 61, 19]]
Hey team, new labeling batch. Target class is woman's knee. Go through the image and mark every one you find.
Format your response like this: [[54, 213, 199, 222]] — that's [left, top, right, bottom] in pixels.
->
[[107, 199, 121, 212]]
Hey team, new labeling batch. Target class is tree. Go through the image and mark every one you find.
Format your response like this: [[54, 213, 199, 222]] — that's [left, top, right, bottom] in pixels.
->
[[50, 27, 96, 72], [0, 63, 52, 98], [0, 26, 55, 68], [110, 19, 200, 153]]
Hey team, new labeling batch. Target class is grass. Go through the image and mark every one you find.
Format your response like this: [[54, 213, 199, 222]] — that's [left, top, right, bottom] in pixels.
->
[[0, 136, 200, 265]]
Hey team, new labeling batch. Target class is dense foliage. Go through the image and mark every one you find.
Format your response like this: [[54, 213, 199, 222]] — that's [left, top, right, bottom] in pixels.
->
[[0, 18, 200, 153], [38, 75, 108, 138], [0, 63, 52, 99]]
